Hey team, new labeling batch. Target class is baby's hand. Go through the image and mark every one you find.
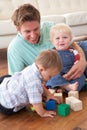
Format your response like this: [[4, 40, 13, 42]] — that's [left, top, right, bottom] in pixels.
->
[[42, 110, 56, 118]]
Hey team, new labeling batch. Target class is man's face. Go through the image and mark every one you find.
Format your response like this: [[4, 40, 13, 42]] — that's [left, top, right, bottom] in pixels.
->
[[18, 21, 40, 44]]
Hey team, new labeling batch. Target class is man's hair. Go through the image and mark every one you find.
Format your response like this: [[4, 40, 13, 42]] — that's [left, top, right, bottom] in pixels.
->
[[35, 49, 62, 71], [11, 3, 40, 27], [50, 23, 73, 41]]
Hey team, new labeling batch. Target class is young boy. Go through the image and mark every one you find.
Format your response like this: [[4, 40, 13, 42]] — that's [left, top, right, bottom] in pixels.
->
[[0, 50, 61, 118], [46, 23, 86, 92]]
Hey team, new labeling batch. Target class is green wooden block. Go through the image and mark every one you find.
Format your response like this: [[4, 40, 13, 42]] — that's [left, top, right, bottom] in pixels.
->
[[58, 103, 70, 117]]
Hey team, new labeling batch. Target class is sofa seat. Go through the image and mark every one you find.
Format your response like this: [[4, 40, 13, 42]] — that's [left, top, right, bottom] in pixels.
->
[[0, 20, 16, 48]]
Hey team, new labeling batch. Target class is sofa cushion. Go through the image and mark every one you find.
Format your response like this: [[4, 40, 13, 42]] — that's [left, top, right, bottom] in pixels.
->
[[64, 11, 87, 26], [71, 25, 87, 36], [0, 20, 16, 35], [37, 0, 87, 16], [41, 15, 65, 23], [0, 35, 16, 49]]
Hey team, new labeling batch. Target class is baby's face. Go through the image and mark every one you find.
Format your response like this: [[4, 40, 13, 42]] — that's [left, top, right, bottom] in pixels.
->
[[40, 67, 60, 82], [52, 31, 72, 50]]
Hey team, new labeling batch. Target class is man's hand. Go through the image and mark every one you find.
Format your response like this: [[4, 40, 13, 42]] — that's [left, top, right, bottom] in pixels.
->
[[63, 60, 87, 80], [63, 42, 87, 80]]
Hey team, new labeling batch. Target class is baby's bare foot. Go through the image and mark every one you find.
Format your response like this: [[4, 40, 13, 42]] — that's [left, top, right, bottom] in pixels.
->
[[69, 82, 79, 91], [62, 82, 79, 91], [72, 82, 79, 90]]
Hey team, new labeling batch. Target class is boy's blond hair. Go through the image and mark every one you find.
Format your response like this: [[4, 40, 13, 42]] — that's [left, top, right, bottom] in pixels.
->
[[11, 4, 40, 27], [35, 49, 62, 71], [50, 23, 73, 41]]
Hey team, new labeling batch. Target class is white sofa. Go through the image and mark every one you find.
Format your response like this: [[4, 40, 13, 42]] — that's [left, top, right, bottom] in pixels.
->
[[0, 0, 87, 49]]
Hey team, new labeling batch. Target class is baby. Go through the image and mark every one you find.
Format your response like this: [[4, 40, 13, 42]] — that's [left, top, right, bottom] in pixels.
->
[[47, 23, 85, 92]]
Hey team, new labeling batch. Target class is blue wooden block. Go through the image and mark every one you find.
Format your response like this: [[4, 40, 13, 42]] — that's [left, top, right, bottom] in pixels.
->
[[45, 99, 56, 110]]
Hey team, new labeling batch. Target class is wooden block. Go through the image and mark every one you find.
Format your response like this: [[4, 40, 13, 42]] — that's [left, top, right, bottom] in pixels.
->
[[48, 88, 56, 94], [65, 96, 83, 111], [58, 103, 70, 116], [68, 90, 79, 99], [66, 97, 71, 105], [46, 99, 56, 110], [54, 93, 63, 103]]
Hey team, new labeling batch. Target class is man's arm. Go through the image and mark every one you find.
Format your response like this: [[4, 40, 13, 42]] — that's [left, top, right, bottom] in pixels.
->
[[63, 42, 87, 80], [73, 36, 87, 42]]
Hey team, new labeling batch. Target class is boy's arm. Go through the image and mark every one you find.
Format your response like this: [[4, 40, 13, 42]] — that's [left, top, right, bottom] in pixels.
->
[[33, 103, 56, 117], [63, 42, 86, 80], [42, 84, 60, 103]]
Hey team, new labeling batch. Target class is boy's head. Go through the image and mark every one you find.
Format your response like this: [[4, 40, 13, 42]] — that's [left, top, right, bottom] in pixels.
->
[[11, 3, 40, 27], [50, 23, 73, 50], [35, 49, 62, 82]]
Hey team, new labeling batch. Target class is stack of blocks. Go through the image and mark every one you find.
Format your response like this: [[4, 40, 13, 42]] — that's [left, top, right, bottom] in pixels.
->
[[66, 90, 83, 111], [66, 96, 82, 111], [29, 90, 83, 114], [45, 89, 83, 117], [48, 88, 70, 116]]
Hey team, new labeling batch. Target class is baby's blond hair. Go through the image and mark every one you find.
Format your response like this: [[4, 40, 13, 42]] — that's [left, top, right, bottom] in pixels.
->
[[50, 23, 73, 41], [35, 49, 62, 71]]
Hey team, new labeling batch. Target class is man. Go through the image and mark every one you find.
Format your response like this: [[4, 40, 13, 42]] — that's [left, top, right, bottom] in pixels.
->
[[8, 3, 87, 80]]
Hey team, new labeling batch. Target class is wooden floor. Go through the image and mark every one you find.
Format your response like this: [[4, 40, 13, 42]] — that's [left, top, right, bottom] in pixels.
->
[[0, 49, 87, 130], [0, 49, 8, 76]]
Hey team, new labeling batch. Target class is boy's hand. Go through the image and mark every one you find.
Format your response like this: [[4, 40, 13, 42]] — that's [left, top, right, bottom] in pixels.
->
[[47, 92, 61, 104], [42, 84, 61, 104], [42, 110, 56, 118], [33, 103, 56, 118]]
